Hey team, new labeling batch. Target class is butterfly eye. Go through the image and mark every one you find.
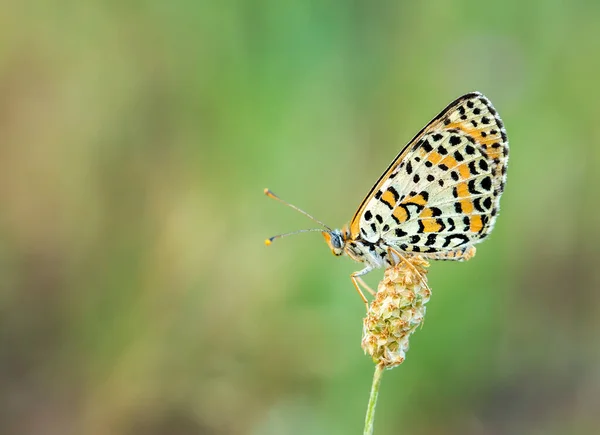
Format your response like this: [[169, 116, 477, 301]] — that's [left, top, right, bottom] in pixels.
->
[[330, 231, 345, 250], [331, 235, 342, 249], [322, 230, 344, 255]]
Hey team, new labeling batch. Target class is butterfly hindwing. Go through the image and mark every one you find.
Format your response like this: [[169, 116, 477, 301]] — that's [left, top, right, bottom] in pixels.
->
[[352, 92, 508, 259]]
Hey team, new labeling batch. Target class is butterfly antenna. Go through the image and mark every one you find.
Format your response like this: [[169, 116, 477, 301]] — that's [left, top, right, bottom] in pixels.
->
[[265, 228, 325, 246], [264, 188, 332, 231]]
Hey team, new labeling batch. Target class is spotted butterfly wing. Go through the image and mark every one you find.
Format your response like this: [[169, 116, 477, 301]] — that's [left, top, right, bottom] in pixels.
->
[[349, 92, 508, 259]]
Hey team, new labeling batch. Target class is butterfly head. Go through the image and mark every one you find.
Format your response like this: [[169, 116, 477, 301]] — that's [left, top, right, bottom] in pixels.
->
[[322, 224, 351, 256], [322, 228, 346, 256]]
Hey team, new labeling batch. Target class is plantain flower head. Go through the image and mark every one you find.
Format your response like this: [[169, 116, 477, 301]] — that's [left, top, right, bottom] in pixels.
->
[[361, 256, 432, 369]]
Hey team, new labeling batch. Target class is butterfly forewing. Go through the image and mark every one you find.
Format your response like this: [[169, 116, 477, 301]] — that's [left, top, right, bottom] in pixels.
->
[[351, 92, 508, 258]]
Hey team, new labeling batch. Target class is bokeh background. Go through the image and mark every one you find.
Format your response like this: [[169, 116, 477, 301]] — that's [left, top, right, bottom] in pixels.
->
[[2, 1, 600, 434]]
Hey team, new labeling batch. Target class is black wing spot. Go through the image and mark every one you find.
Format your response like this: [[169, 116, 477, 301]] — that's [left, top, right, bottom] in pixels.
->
[[370, 223, 377, 233], [430, 207, 442, 216], [465, 144, 476, 155], [468, 161, 479, 175], [425, 161, 433, 168], [449, 135, 461, 146], [364, 210, 373, 221], [447, 218, 456, 231], [406, 161, 413, 174], [425, 234, 437, 246], [468, 179, 480, 194], [438, 179, 445, 187], [382, 224, 390, 232], [421, 140, 433, 152], [481, 116, 490, 124], [376, 214, 383, 224], [427, 174, 435, 182], [432, 133, 443, 141], [473, 198, 485, 212], [395, 228, 407, 237], [473, 107, 480, 115], [479, 159, 489, 171], [481, 176, 492, 191], [443, 234, 469, 248], [454, 202, 462, 213], [413, 174, 420, 183], [437, 145, 448, 155], [451, 171, 459, 181], [409, 235, 421, 244], [454, 151, 465, 161]]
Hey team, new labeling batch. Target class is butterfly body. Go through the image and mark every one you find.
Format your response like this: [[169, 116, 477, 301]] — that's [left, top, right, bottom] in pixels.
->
[[322, 225, 391, 266], [267, 91, 508, 304]]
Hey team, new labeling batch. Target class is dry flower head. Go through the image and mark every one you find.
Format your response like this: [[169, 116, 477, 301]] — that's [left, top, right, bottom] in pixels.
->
[[361, 256, 432, 369]]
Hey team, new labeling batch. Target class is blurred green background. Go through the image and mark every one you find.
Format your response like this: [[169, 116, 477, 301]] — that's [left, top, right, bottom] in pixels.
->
[[2, 1, 600, 434]]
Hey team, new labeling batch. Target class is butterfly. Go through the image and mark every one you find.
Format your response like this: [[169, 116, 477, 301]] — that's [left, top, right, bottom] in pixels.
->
[[265, 92, 508, 305]]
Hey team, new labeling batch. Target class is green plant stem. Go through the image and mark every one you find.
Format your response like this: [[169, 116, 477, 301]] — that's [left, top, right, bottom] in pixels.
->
[[363, 364, 384, 435]]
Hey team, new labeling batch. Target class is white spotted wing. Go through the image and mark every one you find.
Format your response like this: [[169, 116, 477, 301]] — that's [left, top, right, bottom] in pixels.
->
[[349, 92, 509, 258]]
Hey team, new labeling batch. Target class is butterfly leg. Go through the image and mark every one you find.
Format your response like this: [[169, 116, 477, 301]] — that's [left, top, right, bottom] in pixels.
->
[[386, 247, 432, 293], [351, 266, 374, 308], [355, 276, 376, 296]]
